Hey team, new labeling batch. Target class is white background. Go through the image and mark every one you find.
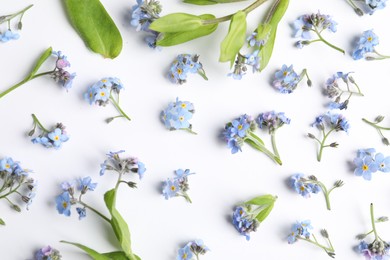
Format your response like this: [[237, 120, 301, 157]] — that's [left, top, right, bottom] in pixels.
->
[[1, 0, 390, 259]]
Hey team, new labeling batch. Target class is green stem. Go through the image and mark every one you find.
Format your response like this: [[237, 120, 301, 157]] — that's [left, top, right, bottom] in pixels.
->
[[78, 201, 111, 223], [374, 50, 390, 59], [244, 134, 282, 165], [202, 0, 268, 25], [109, 95, 131, 122], [298, 236, 334, 254], [180, 192, 192, 203], [317, 129, 335, 162], [345, 0, 364, 16], [362, 118, 390, 131], [180, 128, 197, 135], [31, 114, 50, 133], [313, 29, 345, 54], [271, 131, 280, 158], [370, 203, 379, 240], [0, 183, 21, 199], [0, 4, 33, 25]]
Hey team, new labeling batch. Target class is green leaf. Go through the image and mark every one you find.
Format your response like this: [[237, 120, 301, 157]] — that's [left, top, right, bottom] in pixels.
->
[[104, 189, 133, 259], [255, 23, 272, 43], [219, 11, 247, 66], [61, 241, 111, 260], [245, 195, 277, 223], [63, 0, 123, 59], [0, 218, 5, 225], [157, 14, 218, 46], [28, 47, 53, 79], [102, 251, 129, 260], [259, 0, 289, 70], [149, 13, 203, 33]]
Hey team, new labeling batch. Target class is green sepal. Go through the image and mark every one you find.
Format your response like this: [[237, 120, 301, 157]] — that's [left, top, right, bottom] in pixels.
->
[[245, 194, 277, 223], [258, 0, 289, 70], [0, 218, 5, 225], [104, 189, 134, 259], [63, 0, 123, 59], [183, 0, 247, 4], [157, 14, 218, 46], [149, 13, 203, 33], [219, 11, 247, 66], [28, 47, 53, 79], [60, 241, 111, 260]]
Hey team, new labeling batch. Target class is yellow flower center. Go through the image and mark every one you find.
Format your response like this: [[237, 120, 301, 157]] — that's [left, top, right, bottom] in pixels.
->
[[181, 103, 187, 108], [102, 79, 107, 83], [179, 116, 184, 122], [54, 136, 60, 141], [170, 185, 176, 191], [380, 163, 385, 168], [362, 164, 369, 171], [177, 68, 182, 74], [62, 202, 68, 208], [300, 186, 305, 191], [367, 37, 372, 42], [237, 124, 243, 130], [182, 253, 187, 259], [5, 164, 10, 169], [283, 71, 288, 76], [100, 92, 106, 97]]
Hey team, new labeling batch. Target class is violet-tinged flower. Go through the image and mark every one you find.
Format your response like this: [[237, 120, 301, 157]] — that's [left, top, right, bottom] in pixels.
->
[[76, 207, 87, 220], [232, 206, 259, 241], [34, 245, 62, 260], [257, 111, 290, 132]]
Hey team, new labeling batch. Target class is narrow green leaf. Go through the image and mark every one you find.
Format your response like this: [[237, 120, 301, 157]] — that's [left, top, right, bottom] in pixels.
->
[[245, 194, 277, 206], [219, 11, 247, 66], [63, 0, 123, 59], [28, 47, 53, 79], [61, 241, 111, 260], [149, 13, 203, 33], [259, 28, 276, 71], [268, 0, 289, 26], [102, 251, 128, 260], [157, 14, 218, 46], [255, 23, 272, 43], [104, 189, 133, 259], [0, 218, 5, 225], [255, 202, 274, 222]]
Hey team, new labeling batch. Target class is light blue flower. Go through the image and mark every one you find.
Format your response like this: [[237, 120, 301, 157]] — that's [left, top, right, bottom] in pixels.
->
[[0, 30, 20, 42], [366, 0, 388, 13], [76, 207, 86, 220], [245, 50, 261, 72], [0, 157, 15, 173], [354, 156, 379, 180], [231, 116, 250, 138], [56, 192, 72, 216], [168, 54, 205, 84], [78, 176, 97, 192], [272, 64, 300, 93], [161, 98, 195, 131], [34, 245, 61, 260], [288, 220, 313, 244], [177, 245, 193, 260], [232, 206, 257, 241], [292, 15, 312, 39], [136, 162, 146, 179], [162, 179, 180, 199], [352, 30, 379, 60], [375, 153, 390, 172], [357, 148, 376, 158], [47, 128, 69, 148]]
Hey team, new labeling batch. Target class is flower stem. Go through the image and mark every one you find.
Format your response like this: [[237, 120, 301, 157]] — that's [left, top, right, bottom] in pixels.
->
[[313, 29, 345, 54], [181, 128, 197, 135], [245, 133, 282, 165], [317, 129, 335, 162], [362, 118, 390, 131], [202, 0, 268, 25], [299, 236, 335, 255], [180, 192, 192, 203], [0, 4, 33, 25], [271, 131, 280, 158], [78, 201, 111, 223], [370, 203, 379, 240], [31, 114, 50, 133], [109, 95, 131, 122]]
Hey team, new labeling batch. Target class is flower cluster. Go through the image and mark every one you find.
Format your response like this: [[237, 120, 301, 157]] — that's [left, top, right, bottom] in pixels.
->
[[168, 54, 208, 84], [130, 0, 162, 49], [324, 72, 363, 110], [309, 112, 350, 161], [228, 51, 261, 80], [0, 157, 36, 225], [29, 114, 69, 149], [56, 176, 97, 219], [34, 245, 62, 260], [352, 30, 390, 60], [346, 0, 387, 16], [353, 148, 390, 180], [162, 169, 194, 203], [177, 240, 209, 260], [51, 51, 76, 90], [100, 150, 146, 180], [290, 174, 343, 210], [293, 12, 344, 54], [222, 112, 290, 165], [356, 204, 390, 260], [161, 98, 196, 134], [84, 77, 131, 123], [288, 220, 335, 257], [0, 5, 32, 43], [363, 116, 390, 146], [232, 195, 277, 240], [272, 64, 311, 93]]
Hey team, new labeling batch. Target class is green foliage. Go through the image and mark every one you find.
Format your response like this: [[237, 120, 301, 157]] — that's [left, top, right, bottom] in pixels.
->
[[183, 0, 247, 5], [63, 0, 123, 59], [245, 194, 277, 222], [219, 11, 247, 66], [60, 241, 111, 260], [149, 13, 204, 32], [28, 47, 53, 79]]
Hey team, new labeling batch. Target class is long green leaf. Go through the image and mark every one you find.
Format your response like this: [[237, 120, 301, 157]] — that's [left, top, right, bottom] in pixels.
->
[[0, 218, 5, 225], [245, 194, 276, 206], [255, 202, 274, 222], [157, 14, 218, 46], [149, 13, 203, 33], [104, 189, 133, 259], [61, 241, 111, 260], [102, 251, 128, 260], [63, 0, 123, 59], [219, 11, 247, 66], [28, 47, 53, 79]]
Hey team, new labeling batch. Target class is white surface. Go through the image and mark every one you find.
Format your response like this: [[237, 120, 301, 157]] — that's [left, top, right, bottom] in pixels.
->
[[1, 0, 390, 259]]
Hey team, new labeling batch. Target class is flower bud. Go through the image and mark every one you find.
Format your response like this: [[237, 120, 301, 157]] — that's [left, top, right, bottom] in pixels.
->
[[383, 138, 389, 146], [320, 229, 329, 238], [28, 129, 35, 136], [307, 133, 316, 139], [354, 8, 364, 16], [375, 115, 385, 123], [12, 204, 21, 212]]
